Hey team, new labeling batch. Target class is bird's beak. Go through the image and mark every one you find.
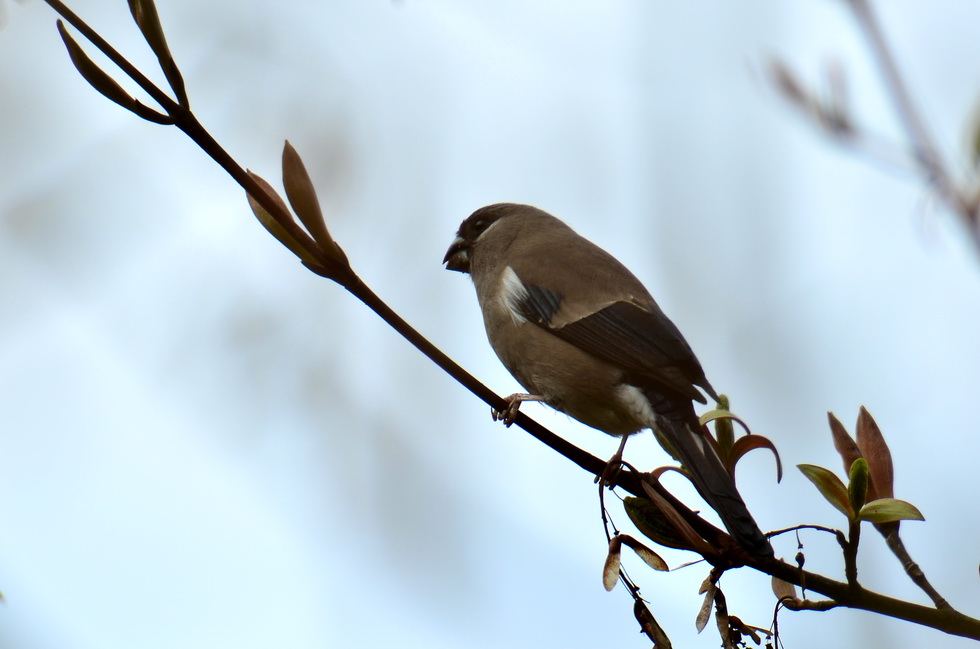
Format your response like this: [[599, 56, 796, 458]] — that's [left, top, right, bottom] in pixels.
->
[[443, 236, 471, 273]]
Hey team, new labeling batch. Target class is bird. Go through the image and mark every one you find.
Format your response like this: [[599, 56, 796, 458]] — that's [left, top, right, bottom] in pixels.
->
[[443, 203, 773, 560]]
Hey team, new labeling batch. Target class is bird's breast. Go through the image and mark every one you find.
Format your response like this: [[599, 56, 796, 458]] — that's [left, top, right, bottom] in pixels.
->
[[481, 299, 647, 437]]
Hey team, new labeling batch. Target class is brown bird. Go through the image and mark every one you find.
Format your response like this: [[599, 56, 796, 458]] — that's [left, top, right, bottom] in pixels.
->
[[444, 203, 772, 560]]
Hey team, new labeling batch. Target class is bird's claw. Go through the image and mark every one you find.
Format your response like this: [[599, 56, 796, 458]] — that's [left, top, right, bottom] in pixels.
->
[[594, 434, 630, 488], [491, 400, 521, 427], [595, 452, 625, 488], [491, 393, 544, 427]]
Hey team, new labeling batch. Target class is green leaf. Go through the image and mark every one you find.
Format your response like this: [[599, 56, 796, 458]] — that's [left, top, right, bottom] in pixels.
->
[[624, 496, 695, 551], [714, 411, 735, 457], [848, 457, 870, 514], [798, 464, 853, 519], [858, 498, 924, 524], [698, 409, 752, 436], [701, 395, 735, 456]]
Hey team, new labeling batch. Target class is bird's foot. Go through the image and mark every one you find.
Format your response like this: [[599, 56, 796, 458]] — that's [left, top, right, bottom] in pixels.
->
[[595, 451, 626, 487], [594, 434, 631, 488], [492, 393, 545, 427]]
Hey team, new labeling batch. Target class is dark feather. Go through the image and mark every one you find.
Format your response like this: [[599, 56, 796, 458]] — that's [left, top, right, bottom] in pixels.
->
[[518, 283, 563, 324], [517, 281, 772, 558], [515, 285, 717, 404], [648, 392, 774, 559]]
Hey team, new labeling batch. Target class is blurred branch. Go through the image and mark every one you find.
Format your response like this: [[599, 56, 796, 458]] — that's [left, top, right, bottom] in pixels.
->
[[770, 0, 980, 253], [30, 0, 980, 644], [845, 0, 975, 223]]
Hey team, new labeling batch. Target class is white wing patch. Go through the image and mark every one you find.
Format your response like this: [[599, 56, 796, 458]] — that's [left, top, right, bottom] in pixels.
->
[[617, 384, 714, 456], [498, 266, 529, 325]]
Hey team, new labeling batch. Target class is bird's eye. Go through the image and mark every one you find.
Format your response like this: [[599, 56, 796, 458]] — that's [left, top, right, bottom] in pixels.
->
[[473, 218, 486, 231]]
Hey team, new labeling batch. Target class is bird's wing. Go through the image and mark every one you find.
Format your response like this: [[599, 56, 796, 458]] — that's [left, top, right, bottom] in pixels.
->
[[515, 282, 714, 404]]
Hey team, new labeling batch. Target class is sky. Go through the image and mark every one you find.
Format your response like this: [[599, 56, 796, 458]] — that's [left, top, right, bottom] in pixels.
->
[[2, 1, 980, 648]]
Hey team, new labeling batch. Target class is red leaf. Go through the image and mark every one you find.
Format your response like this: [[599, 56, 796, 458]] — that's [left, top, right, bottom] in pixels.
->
[[828, 412, 863, 476], [729, 434, 783, 482], [855, 406, 894, 500]]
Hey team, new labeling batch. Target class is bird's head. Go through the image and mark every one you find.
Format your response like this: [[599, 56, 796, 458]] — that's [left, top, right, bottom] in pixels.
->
[[443, 203, 527, 273]]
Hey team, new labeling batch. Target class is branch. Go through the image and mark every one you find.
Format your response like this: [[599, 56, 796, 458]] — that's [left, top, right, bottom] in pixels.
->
[[880, 526, 950, 610], [772, 0, 980, 252], [30, 0, 980, 642], [38, 0, 718, 522], [766, 560, 980, 640], [844, 0, 968, 217]]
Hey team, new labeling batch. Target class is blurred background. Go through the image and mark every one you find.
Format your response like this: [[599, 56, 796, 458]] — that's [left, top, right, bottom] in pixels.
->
[[2, 1, 980, 647]]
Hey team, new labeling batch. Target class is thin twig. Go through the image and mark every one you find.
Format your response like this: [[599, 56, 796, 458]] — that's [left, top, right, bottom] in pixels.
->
[[844, 0, 980, 246], [45, 0, 176, 109], [879, 526, 951, 610], [843, 519, 861, 587], [29, 0, 980, 641], [768, 524, 844, 540]]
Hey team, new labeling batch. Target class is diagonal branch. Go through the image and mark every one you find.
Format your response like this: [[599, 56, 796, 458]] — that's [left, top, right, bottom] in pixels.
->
[[29, 0, 980, 642]]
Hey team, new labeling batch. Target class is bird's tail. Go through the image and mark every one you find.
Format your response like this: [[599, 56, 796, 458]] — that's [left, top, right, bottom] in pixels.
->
[[652, 402, 773, 560]]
